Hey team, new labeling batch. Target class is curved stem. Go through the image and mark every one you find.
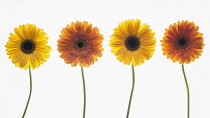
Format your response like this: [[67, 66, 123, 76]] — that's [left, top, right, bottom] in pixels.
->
[[22, 66, 32, 118], [182, 64, 190, 118], [126, 64, 135, 118], [81, 67, 86, 118]]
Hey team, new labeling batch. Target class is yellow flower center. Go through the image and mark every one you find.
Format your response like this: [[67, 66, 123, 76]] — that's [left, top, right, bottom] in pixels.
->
[[125, 36, 140, 51], [21, 40, 36, 54]]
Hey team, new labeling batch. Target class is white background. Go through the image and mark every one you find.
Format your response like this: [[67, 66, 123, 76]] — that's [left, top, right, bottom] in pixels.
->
[[0, 0, 210, 118]]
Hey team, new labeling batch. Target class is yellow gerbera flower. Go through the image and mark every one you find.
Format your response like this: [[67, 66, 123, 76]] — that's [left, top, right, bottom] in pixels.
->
[[5, 24, 52, 69], [109, 19, 156, 66]]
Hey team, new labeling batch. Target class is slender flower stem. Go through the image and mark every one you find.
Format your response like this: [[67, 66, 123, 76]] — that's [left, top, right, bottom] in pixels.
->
[[182, 64, 190, 118], [81, 67, 86, 118], [126, 64, 135, 118], [22, 66, 32, 118]]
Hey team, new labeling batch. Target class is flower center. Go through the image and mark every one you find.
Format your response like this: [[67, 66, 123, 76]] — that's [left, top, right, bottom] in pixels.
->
[[77, 41, 84, 48], [21, 40, 36, 54], [125, 36, 140, 51], [179, 39, 186, 46]]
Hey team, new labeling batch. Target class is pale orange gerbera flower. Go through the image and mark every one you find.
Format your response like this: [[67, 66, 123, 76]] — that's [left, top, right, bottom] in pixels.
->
[[57, 21, 104, 67]]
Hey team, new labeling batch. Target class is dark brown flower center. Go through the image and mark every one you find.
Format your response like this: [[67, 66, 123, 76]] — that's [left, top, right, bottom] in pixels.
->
[[179, 39, 186, 46], [21, 40, 36, 54], [125, 36, 140, 51], [77, 41, 84, 48]]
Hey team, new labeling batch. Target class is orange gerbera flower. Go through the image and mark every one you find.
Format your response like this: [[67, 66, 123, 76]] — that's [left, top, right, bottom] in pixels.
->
[[161, 20, 204, 64], [57, 21, 104, 67]]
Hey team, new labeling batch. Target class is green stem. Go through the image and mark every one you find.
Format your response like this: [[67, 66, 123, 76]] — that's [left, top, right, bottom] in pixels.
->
[[81, 67, 86, 118], [126, 64, 135, 118], [182, 64, 190, 118], [22, 66, 32, 118]]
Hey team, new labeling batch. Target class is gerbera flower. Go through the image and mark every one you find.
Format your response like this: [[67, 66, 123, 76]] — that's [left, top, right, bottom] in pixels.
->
[[109, 19, 156, 118], [161, 20, 204, 64], [57, 21, 104, 118], [5, 24, 51, 118], [57, 21, 104, 67], [161, 20, 204, 118], [109, 19, 156, 66], [5, 24, 51, 69]]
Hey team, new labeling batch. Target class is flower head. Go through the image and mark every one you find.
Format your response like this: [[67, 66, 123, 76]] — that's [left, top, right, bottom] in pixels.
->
[[5, 24, 52, 69], [57, 21, 104, 67], [161, 20, 204, 64], [109, 19, 156, 66]]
